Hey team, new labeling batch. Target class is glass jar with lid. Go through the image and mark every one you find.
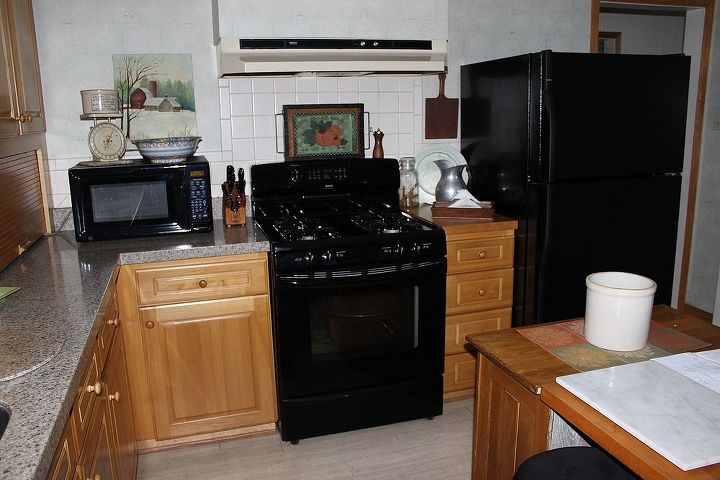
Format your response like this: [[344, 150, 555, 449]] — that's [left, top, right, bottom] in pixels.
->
[[398, 157, 419, 210]]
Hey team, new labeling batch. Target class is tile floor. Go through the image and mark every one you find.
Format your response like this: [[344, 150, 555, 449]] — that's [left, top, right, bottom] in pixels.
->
[[137, 398, 474, 480]]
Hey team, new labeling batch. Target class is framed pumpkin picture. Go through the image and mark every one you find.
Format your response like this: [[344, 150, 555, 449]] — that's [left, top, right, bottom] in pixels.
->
[[283, 104, 364, 161]]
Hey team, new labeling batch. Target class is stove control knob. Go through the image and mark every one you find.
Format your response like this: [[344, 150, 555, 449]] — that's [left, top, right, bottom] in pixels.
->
[[394, 244, 403, 258], [319, 250, 335, 265], [408, 242, 421, 257], [289, 167, 301, 183], [302, 252, 315, 267]]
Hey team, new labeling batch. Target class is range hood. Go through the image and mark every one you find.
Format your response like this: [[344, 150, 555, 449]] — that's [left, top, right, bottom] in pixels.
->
[[216, 38, 447, 76]]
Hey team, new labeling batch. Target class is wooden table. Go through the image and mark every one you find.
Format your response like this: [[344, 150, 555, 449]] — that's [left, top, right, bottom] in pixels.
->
[[466, 305, 720, 480]]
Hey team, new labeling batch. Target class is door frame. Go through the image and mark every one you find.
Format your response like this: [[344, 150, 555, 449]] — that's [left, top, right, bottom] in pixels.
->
[[590, 0, 715, 312]]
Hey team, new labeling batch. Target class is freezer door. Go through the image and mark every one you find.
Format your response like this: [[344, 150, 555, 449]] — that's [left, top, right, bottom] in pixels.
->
[[525, 175, 681, 325], [461, 53, 537, 219], [537, 52, 690, 182]]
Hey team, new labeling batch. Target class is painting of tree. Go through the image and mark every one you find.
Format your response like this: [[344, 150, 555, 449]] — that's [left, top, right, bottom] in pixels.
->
[[112, 54, 197, 147]]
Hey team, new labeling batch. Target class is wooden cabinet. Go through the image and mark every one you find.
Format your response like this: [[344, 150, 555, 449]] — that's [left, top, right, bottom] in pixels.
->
[[412, 207, 517, 400], [47, 271, 137, 480], [0, 0, 45, 138], [472, 354, 549, 480], [117, 253, 277, 449]]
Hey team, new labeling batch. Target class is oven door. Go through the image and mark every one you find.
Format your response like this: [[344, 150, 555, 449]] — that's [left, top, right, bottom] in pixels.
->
[[272, 258, 446, 399], [70, 166, 191, 241]]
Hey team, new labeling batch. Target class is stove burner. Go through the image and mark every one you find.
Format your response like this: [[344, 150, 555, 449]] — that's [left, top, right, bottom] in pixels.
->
[[273, 218, 340, 242], [351, 212, 426, 235]]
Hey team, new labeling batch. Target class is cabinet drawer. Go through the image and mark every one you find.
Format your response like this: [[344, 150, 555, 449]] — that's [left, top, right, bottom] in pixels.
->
[[72, 346, 100, 451], [446, 268, 513, 315], [96, 292, 118, 366], [444, 351, 477, 393], [447, 237, 514, 274], [135, 256, 268, 306], [445, 308, 512, 355]]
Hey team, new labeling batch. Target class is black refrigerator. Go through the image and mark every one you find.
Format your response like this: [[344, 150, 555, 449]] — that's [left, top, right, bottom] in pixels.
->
[[460, 50, 690, 326]]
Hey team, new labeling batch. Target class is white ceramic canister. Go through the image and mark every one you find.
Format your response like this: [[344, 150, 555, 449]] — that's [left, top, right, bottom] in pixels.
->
[[80, 89, 119, 115], [584, 272, 657, 351]]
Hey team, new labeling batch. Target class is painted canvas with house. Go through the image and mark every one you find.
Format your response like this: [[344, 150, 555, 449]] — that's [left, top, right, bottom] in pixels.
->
[[112, 53, 197, 147]]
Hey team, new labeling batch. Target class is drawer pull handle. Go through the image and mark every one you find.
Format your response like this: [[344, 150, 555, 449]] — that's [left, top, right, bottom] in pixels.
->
[[478, 251, 487, 259], [107, 318, 119, 327], [198, 279, 208, 288], [86, 382, 102, 395], [108, 391, 120, 403], [478, 289, 486, 296], [145, 321, 155, 329]]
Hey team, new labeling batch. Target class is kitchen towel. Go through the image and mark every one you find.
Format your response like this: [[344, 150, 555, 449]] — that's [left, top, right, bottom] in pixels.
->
[[0, 287, 19, 301]]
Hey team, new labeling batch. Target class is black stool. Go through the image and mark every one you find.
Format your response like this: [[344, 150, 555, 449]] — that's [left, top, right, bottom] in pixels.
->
[[513, 447, 639, 480]]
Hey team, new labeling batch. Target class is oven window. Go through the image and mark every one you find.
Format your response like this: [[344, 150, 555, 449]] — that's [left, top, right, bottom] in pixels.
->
[[310, 286, 418, 359], [90, 181, 169, 223]]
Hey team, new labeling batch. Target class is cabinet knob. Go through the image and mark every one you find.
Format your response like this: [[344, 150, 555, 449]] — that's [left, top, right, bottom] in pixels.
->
[[198, 279, 208, 288], [87, 474, 102, 480], [107, 318, 119, 327], [478, 251, 487, 259], [18, 113, 27, 123], [26, 113, 33, 123], [477, 289, 486, 296], [145, 320, 155, 329], [86, 382, 102, 395], [108, 391, 120, 403]]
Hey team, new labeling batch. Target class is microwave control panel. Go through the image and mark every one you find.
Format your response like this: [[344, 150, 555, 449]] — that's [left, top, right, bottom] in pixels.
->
[[189, 171, 210, 222]]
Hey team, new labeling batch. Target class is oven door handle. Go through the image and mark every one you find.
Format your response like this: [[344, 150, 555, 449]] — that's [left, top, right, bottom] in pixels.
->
[[275, 259, 446, 287]]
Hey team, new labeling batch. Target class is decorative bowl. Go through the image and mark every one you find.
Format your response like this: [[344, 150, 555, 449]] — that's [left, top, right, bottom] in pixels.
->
[[133, 136, 202, 163]]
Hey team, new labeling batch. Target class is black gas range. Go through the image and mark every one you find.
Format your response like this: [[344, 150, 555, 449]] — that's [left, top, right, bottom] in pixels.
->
[[251, 158, 447, 443]]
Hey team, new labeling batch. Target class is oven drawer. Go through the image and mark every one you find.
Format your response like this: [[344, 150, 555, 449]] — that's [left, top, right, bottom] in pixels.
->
[[446, 237, 514, 274], [445, 308, 512, 355], [134, 254, 268, 306], [446, 268, 513, 315]]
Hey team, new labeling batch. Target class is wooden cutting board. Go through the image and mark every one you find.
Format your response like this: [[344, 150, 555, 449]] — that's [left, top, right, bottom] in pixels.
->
[[425, 73, 459, 139]]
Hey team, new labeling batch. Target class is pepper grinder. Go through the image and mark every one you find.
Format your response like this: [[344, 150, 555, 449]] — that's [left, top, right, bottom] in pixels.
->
[[372, 129, 384, 159]]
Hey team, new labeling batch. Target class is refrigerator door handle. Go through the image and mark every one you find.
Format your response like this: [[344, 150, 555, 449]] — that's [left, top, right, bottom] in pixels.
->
[[543, 77, 556, 180]]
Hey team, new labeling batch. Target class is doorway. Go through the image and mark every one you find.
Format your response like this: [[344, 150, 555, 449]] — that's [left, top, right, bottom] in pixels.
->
[[591, 0, 715, 318]]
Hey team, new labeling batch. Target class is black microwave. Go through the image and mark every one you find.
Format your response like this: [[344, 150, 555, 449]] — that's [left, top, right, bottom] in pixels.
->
[[69, 156, 213, 241]]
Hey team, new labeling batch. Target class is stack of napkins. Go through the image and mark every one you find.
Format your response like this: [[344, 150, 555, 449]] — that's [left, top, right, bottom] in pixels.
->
[[447, 189, 493, 209]]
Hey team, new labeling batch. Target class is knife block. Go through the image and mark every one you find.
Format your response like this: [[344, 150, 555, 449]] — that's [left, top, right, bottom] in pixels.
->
[[222, 182, 246, 227]]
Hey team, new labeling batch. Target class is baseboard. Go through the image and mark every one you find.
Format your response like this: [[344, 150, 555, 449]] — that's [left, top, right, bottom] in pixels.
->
[[684, 303, 713, 322], [136, 422, 277, 453]]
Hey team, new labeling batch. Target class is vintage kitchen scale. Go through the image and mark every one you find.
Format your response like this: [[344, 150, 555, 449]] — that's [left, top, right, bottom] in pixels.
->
[[78, 89, 131, 166]]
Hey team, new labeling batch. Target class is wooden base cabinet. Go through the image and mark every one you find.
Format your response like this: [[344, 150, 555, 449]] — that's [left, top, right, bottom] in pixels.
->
[[117, 253, 277, 448], [412, 207, 517, 400], [472, 354, 549, 480], [47, 272, 137, 480]]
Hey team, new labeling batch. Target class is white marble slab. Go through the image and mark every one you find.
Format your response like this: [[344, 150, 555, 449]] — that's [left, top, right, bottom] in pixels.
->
[[557, 360, 720, 471]]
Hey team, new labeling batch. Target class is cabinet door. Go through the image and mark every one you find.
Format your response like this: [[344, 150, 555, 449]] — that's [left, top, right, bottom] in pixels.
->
[[5, 0, 45, 134], [105, 329, 137, 480], [472, 354, 549, 480], [46, 418, 77, 480], [78, 397, 116, 480], [0, 0, 20, 138], [141, 295, 276, 440]]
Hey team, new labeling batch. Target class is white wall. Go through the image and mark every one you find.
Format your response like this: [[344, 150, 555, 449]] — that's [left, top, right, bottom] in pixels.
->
[[687, 5, 720, 313], [33, 0, 222, 208], [600, 11, 685, 55], [33, 0, 454, 207]]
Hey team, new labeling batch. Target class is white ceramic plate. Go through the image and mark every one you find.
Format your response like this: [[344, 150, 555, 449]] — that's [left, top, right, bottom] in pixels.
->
[[415, 145, 469, 202]]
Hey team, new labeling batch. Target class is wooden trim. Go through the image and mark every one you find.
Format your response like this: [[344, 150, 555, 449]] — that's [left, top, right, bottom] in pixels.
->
[[590, 0, 715, 312], [590, 0, 601, 52], [443, 389, 474, 402], [135, 422, 276, 453], [684, 303, 713, 322], [35, 147, 50, 233]]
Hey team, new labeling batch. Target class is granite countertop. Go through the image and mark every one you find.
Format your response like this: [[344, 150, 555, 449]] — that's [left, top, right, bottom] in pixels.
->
[[0, 220, 269, 480]]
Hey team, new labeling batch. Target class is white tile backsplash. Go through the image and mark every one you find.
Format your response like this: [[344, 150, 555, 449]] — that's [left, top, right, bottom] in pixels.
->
[[219, 73, 460, 165]]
